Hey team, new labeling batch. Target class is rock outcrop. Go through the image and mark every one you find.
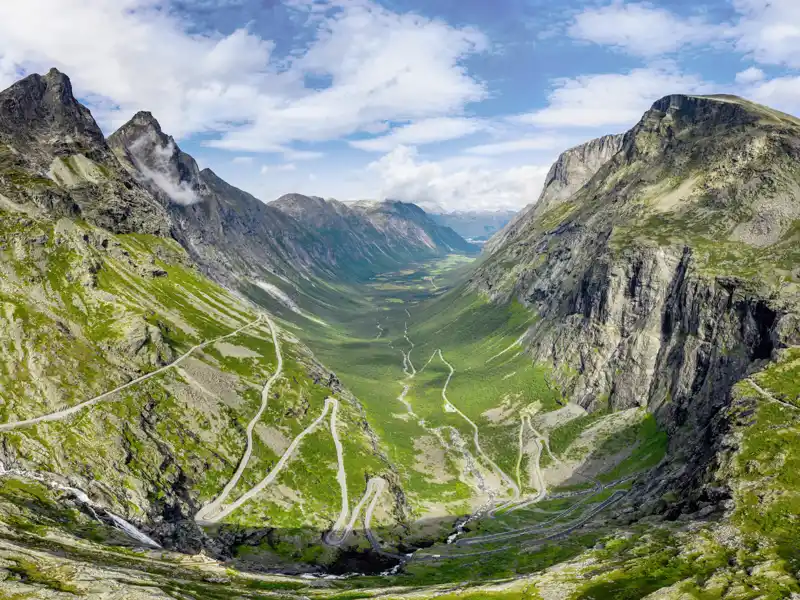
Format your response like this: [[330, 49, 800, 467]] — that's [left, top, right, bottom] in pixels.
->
[[485, 133, 624, 254]]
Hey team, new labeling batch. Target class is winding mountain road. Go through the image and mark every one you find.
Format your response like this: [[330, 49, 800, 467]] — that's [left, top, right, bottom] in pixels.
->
[[329, 399, 349, 540], [363, 477, 387, 551], [506, 416, 547, 513], [0, 315, 264, 433], [197, 398, 337, 524], [195, 316, 282, 523], [327, 476, 386, 547]]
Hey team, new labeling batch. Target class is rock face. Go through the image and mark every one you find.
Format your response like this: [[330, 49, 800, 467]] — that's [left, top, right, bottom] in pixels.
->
[[485, 134, 624, 254], [474, 94, 800, 443], [0, 70, 170, 234], [108, 112, 325, 282]]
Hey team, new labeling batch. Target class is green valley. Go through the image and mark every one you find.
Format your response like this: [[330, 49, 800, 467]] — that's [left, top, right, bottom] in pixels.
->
[[0, 67, 798, 600]]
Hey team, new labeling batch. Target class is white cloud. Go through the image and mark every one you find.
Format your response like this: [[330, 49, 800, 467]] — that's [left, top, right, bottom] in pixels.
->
[[129, 137, 200, 206], [0, 0, 487, 152], [569, 2, 720, 57], [464, 135, 570, 156], [207, 0, 488, 151], [515, 67, 713, 128], [369, 145, 549, 212], [282, 149, 324, 161], [232, 156, 254, 164], [742, 75, 800, 116], [261, 163, 297, 174], [735, 66, 765, 84], [350, 117, 484, 152], [733, 0, 800, 68]]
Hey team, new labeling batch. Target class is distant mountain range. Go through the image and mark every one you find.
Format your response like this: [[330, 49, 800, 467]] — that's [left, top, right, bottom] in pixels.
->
[[428, 210, 517, 242]]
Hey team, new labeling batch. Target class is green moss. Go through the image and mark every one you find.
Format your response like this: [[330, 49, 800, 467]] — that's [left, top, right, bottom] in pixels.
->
[[7, 559, 81, 595]]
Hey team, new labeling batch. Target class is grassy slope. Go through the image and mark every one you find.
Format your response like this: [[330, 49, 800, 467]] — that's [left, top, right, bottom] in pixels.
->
[[0, 210, 385, 563]]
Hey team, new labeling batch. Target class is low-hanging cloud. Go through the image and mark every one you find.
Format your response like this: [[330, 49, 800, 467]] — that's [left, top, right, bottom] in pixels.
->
[[128, 137, 201, 206]]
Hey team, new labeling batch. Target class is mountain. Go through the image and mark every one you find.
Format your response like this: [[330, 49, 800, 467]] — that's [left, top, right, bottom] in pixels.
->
[[472, 94, 800, 559], [107, 113, 475, 284], [107, 111, 334, 283], [269, 194, 477, 275], [3, 67, 800, 599], [0, 69, 169, 234], [0, 70, 408, 584], [429, 210, 517, 242], [484, 133, 624, 254]]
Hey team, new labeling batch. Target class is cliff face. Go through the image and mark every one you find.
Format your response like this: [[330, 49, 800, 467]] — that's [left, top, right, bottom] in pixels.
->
[[474, 95, 800, 443], [485, 133, 624, 254]]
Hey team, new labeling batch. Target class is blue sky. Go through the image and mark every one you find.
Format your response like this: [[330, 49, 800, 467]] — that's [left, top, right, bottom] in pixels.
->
[[1, 0, 799, 212]]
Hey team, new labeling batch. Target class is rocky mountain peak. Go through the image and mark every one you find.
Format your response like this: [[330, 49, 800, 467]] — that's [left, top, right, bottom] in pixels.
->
[[484, 132, 624, 253], [0, 68, 108, 160], [126, 110, 165, 134], [108, 112, 206, 206], [629, 94, 800, 160]]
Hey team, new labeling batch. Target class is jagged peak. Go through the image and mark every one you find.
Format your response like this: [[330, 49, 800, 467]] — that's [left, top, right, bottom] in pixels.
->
[[1, 67, 87, 117], [108, 110, 168, 145], [128, 110, 163, 132]]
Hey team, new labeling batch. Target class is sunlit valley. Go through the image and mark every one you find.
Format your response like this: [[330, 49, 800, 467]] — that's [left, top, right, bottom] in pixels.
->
[[2, 1, 800, 599]]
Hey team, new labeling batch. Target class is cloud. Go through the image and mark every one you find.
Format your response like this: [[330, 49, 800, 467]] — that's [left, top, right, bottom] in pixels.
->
[[732, 0, 800, 68], [569, 2, 720, 57], [464, 135, 570, 156], [232, 156, 254, 164], [350, 117, 485, 152], [369, 145, 550, 212], [742, 74, 800, 116], [207, 0, 488, 151], [0, 0, 487, 152], [735, 66, 765, 84], [128, 137, 201, 206], [261, 163, 297, 174], [514, 67, 713, 128], [282, 149, 324, 161]]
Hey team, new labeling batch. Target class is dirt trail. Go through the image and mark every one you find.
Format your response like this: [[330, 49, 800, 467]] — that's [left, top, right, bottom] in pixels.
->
[[195, 316, 281, 523], [485, 334, 525, 364], [0, 316, 264, 432], [198, 398, 337, 523]]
